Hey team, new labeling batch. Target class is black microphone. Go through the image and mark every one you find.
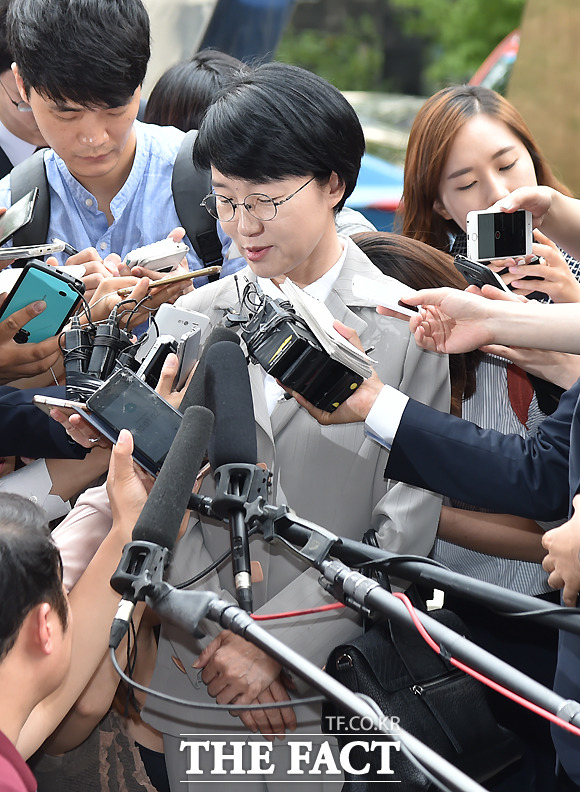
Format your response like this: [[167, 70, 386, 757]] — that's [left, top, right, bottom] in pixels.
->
[[205, 341, 257, 612], [179, 325, 240, 412], [109, 404, 214, 647]]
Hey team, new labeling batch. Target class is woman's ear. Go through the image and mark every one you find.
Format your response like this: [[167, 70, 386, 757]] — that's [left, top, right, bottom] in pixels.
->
[[328, 171, 346, 208], [12, 64, 28, 103], [433, 197, 452, 221]]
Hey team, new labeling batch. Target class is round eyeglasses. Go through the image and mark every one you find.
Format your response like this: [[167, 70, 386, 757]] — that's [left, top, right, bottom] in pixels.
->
[[0, 78, 32, 112], [200, 176, 316, 222]]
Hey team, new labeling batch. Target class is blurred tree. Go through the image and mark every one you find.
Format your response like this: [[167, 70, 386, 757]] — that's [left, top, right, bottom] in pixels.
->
[[276, 12, 386, 90], [390, 0, 526, 88]]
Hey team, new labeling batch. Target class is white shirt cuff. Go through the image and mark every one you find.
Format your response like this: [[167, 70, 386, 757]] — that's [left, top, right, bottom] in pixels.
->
[[364, 384, 409, 450]]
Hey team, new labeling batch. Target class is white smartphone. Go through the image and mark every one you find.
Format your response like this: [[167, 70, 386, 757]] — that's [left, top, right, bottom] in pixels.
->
[[0, 241, 66, 260], [136, 303, 210, 362], [124, 239, 189, 273], [352, 274, 419, 317], [33, 394, 89, 417], [466, 209, 533, 261], [174, 327, 201, 390]]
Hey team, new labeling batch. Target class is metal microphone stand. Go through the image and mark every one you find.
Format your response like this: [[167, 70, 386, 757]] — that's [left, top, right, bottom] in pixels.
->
[[189, 489, 580, 730], [143, 580, 487, 792]]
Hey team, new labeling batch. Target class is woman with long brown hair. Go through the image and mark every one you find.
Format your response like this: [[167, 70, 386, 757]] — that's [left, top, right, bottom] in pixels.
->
[[396, 84, 580, 792]]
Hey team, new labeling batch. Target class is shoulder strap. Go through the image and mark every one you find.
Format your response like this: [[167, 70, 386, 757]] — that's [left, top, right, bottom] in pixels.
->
[[0, 146, 12, 181], [10, 149, 50, 247], [171, 129, 223, 268]]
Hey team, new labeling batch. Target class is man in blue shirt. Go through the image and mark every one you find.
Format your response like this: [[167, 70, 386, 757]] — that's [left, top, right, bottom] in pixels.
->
[[1, 0, 239, 277]]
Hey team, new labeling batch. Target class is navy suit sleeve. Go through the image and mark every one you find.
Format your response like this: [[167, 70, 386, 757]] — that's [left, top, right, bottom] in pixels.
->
[[385, 379, 577, 522], [0, 385, 88, 459]]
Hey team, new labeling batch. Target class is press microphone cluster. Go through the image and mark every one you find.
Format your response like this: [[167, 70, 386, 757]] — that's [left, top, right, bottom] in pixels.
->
[[203, 340, 260, 612], [109, 404, 214, 648], [109, 325, 254, 645]]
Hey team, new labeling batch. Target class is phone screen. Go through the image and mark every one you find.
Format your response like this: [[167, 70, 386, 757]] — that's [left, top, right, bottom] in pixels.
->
[[86, 368, 182, 475], [0, 189, 38, 246], [475, 210, 529, 259]]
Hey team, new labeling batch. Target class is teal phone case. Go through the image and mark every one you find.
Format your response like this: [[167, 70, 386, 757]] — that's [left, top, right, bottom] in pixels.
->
[[0, 260, 84, 343]]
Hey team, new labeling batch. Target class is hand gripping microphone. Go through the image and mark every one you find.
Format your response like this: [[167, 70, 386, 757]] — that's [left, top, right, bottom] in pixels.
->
[[204, 340, 258, 612], [109, 404, 214, 648]]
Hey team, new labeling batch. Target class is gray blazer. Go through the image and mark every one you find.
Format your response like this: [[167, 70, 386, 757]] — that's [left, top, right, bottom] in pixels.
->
[[144, 237, 450, 739]]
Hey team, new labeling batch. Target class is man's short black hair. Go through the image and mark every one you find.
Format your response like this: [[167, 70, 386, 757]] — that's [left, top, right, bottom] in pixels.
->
[[0, 493, 68, 661], [194, 62, 365, 212], [145, 49, 248, 132], [7, 0, 150, 107], [0, 0, 13, 75]]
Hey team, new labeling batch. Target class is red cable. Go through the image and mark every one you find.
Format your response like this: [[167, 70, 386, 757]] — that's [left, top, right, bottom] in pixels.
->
[[392, 591, 580, 739], [249, 590, 580, 737], [251, 602, 346, 620]]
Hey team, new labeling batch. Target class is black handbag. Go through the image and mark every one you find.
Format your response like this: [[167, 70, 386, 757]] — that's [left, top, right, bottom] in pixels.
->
[[322, 607, 523, 791]]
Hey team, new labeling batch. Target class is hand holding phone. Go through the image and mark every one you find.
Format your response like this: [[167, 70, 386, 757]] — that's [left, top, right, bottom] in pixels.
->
[[84, 368, 183, 475], [0, 260, 85, 343], [0, 299, 62, 385]]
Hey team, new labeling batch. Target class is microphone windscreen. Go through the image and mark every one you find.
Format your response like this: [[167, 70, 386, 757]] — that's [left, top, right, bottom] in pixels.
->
[[132, 405, 214, 549], [205, 341, 257, 469], [179, 326, 240, 412]]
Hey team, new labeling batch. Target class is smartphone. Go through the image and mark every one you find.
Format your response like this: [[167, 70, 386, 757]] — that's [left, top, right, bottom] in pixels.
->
[[124, 239, 190, 273], [116, 265, 222, 297], [0, 260, 85, 343], [351, 273, 419, 317], [0, 241, 66, 261], [174, 327, 201, 390], [0, 188, 38, 246], [83, 368, 183, 476], [136, 334, 178, 388], [33, 394, 89, 417], [466, 209, 533, 261], [453, 255, 511, 292], [136, 303, 210, 361]]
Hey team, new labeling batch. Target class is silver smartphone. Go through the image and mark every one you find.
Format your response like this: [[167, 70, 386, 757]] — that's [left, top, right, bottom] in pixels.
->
[[173, 327, 201, 390], [0, 188, 38, 246], [0, 241, 66, 260], [466, 209, 533, 261], [33, 394, 89, 417]]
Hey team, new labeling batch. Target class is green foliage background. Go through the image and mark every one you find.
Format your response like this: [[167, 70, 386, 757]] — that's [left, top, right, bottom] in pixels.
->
[[276, 13, 387, 91], [387, 0, 526, 87], [276, 0, 527, 93]]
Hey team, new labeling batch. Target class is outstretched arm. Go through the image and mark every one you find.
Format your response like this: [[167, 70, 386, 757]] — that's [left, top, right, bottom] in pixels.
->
[[402, 286, 580, 355], [17, 430, 149, 759]]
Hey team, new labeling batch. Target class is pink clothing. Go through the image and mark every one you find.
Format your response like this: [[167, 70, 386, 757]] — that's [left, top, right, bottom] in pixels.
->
[[0, 729, 36, 792], [52, 483, 113, 591]]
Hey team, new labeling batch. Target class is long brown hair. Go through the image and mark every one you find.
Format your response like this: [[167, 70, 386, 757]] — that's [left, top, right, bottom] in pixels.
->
[[352, 231, 482, 415], [398, 85, 571, 252]]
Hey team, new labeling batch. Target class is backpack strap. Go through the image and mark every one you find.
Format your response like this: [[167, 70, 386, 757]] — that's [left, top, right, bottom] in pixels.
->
[[171, 129, 223, 269], [10, 148, 50, 247], [0, 146, 13, 181]]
